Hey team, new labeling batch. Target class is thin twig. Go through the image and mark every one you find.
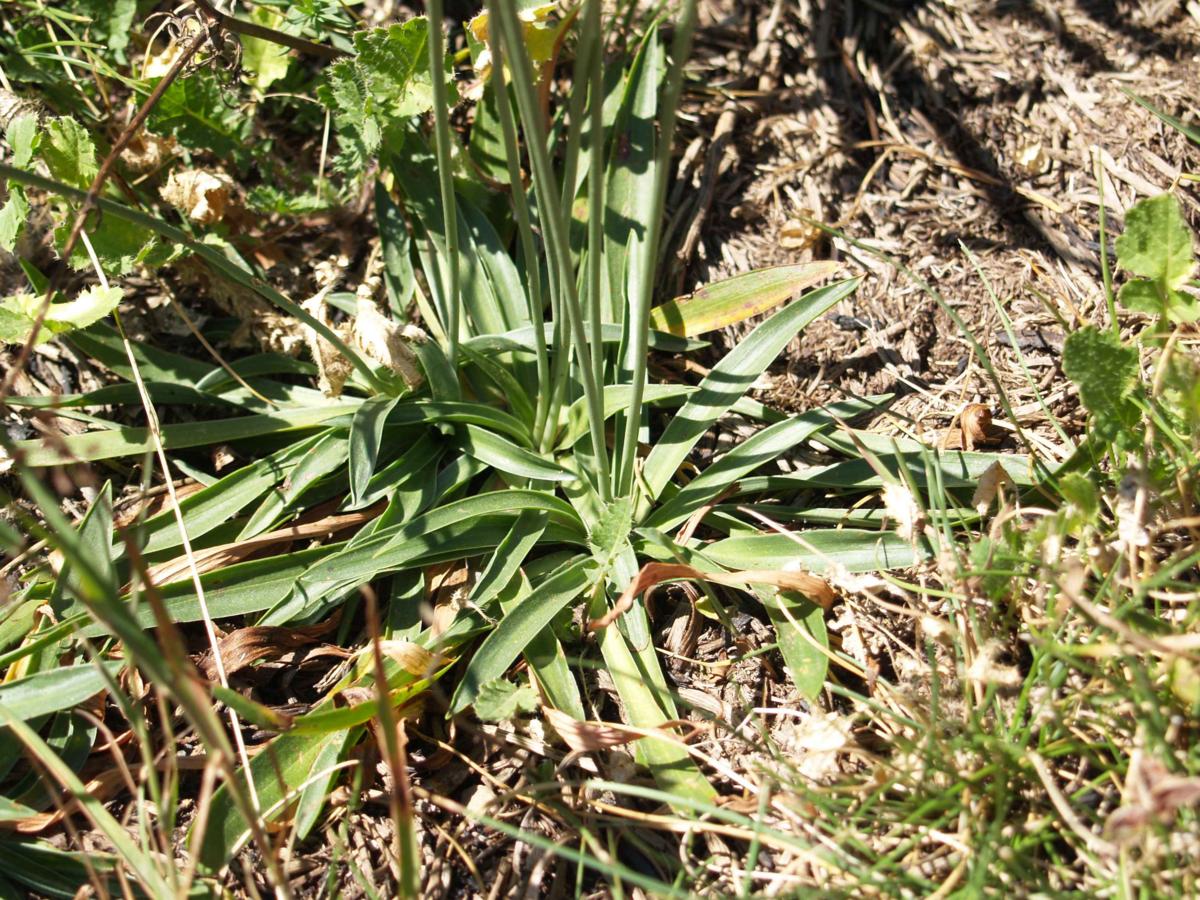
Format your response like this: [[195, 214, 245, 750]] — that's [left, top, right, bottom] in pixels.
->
[[192, 0, 348, 61]]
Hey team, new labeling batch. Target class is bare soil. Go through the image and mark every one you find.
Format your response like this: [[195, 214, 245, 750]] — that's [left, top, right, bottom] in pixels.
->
[[676, 0, 1199, 445]]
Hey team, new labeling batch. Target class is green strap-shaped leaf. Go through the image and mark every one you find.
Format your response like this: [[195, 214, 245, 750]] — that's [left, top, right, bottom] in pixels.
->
[[12, 402, 360, 467], [468, 510, 549, 610], [57, 481, 116, 607], [808, 431, 1046, 488], [452, 423, 575, 482], [197, 728, 346, 872], [348, 394, 403, 507], [557, 383, 696, 450], [390, 399, 531, 445], [238, 431, 349, 537], [266, 491, 585, 625], [0, 661, 122, 721], [450, 556, 597, 712], [606, 24, 662, 324], [646, 395, 886, 530], [700, 529, 921, 572], [462, 322, 706, 355], [638, 279, 859, 516], [78, 547, 334, 636], [764, 597, 828, 700], [6, 382, 240, 411], [591, 590, 717, 805], [648, 262, 840, 337]]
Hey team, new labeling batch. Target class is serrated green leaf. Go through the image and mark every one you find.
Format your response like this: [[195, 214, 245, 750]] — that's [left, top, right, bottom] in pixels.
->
[[54, 213, 159, 275], [1115, 193, 1196, 289], [40, 117, 96, 190], [589, 494, 634, 570], [0, 188, 28, 252], [318, 19, 453, 173], [1061, 326, 1139, 416], [474, 678, 539, 721], [5, 113, 38, 169], [1118, 279, 1162, 314], [241, 7, 292, 93], [0, 285, 122, 345], [148, 70, 253, 160], [75, 0, 137, 55]]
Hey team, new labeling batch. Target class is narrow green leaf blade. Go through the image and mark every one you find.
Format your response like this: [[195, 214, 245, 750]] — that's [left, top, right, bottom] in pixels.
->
[[450, 556, 597, 713], [453, 424, 574, 482], [349, 395, 402, 507], [649, 262, 840, 336], [701, 528, 920, 572], [11, 403, 359, 467], [646, 396, 886, 530], [764, 598, 828, 700], [0, 662, 121, 721], [640, 278, 859, 510]]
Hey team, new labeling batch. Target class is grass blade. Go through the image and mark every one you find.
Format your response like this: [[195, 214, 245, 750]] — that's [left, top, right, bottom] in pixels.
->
[[0, 702, 172, 896]]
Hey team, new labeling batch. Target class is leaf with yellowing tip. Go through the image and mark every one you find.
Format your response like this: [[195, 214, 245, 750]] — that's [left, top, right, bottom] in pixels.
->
[[0, 285, 124, 346], [373, 640, 438, 676], [648, 261, 839, 337]]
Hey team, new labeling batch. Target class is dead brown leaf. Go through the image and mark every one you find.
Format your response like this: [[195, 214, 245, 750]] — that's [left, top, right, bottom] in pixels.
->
[[543, 707, 703, 754], [589, 561, 834, 632], [160, 169, 235, 225], [302, 290, 354, 397], [198, 610, 346, 681], [120, 130, 175, 173], [973, 460, 1016, 515], [142, 506, 379, 588]]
